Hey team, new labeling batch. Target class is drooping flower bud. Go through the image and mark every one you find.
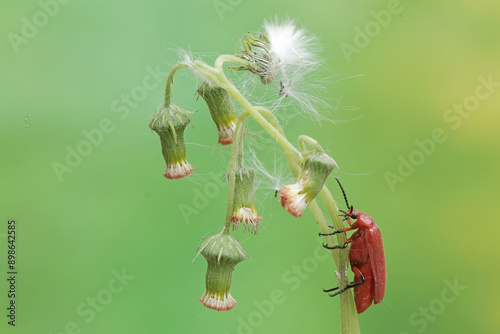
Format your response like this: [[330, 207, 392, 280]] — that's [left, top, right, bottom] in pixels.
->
[[198, 233, 247, 311], [149, 104, 193, 179], [231, 167, 262, 234], [280, 152, 338, 217], [197, 81, 238, 145]]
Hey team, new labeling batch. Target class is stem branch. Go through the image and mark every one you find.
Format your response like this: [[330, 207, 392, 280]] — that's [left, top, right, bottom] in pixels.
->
[[164, 62, 189, 106], [222, 112, 250, 234], [192, 58, 360, 334]]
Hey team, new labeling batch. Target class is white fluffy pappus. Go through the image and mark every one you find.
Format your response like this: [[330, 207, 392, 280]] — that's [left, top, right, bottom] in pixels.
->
[[263, 18, 319, 73], [235, 18, 335, 123], [261, 18, 322, 98], [245, 141, 293, 193]]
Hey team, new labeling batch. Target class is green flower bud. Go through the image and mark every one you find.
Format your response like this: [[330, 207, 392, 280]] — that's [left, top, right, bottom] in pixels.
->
[[197, 81, 238, 145], [198, 233, 248, 311], [149, 104, 193, 179], [280, 152, 338, 217], [231, 167, 262, 234]]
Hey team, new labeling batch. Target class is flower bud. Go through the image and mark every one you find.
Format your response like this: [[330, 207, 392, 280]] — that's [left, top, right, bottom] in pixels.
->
[[197, 82, 238, 145], [280, 152, 338, 217], [149, 104, 193, 179], [231, 167, 262, 234], [198, 233, 247, 311]]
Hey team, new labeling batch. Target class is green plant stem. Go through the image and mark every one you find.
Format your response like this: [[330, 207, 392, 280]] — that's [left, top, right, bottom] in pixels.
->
[[164, 62, 189, 106], [214, 54, 251, 70], [319, 187, 359, 332], [298, 135, 325, 153], [254, 106, 300, 171], [193, 58, 360, 334], [254, 109, 343, 269], [221, 112, 250, 235], [194, 61, 301, 163]]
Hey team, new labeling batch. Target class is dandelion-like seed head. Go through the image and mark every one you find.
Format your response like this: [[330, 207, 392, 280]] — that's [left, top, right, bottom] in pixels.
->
[[233, 18, 327, 121], [263, 19, 315, 70], [234, 19, 317, 85]]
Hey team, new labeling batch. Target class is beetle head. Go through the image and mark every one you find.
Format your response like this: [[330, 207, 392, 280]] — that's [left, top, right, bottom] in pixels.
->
[[339, 206, 359, 220], [347, 206, 359, 219]]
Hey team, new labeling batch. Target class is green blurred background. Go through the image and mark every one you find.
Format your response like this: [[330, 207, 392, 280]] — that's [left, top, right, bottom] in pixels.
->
[[1, 0, 499, 333]]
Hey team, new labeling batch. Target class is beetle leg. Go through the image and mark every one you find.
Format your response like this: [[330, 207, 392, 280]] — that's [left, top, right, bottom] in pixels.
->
[[327, 286, 350, 297], [322, 237, 352, 250], [324, 270, 365, 297], [319, 227, 353, 237], [323, 286, 340, 293], [351, 267, 365, 285], [327, 219, 345, 229]]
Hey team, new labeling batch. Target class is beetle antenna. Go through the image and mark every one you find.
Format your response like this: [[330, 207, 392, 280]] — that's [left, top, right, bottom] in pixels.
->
[[335, 177, 350, 210]]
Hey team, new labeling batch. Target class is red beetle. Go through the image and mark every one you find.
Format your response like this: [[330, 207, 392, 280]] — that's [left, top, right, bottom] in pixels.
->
[[320, 178, 386, 314]]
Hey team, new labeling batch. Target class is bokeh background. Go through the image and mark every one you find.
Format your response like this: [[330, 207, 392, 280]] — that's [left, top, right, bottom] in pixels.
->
[[1, 0, 499, 333]]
